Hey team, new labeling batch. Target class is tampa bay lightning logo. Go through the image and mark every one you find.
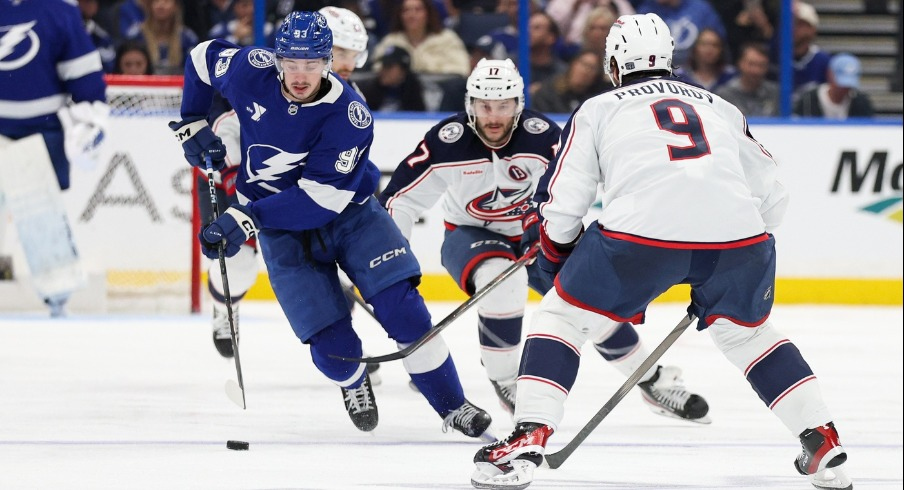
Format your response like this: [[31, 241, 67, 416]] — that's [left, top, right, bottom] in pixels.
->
[[348, 101, 372, 129], [466, 187, 532, 224], [244, 144, 308, 193], [0, 21, 40, 71]]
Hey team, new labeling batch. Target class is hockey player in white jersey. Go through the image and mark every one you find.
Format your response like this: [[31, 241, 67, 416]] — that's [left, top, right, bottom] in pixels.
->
[[380, 58, 710, 424], [171, 11, 493, 438], [471, 14, 852, 490], [0, 0, 109, 317], [200, 5, 372, 360]]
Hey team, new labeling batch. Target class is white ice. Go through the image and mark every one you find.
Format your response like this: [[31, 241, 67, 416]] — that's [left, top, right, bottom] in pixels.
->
[[1, 302, 901, 489]]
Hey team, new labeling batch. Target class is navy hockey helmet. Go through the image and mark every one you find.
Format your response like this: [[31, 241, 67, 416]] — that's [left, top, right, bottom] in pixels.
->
[[275, 11, 333, 60]]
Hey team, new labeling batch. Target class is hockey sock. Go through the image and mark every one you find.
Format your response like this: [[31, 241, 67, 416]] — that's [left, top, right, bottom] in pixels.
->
[[593, 322, 657, 382], [409, 355, 466, 416], [308, 315, 366, 388], [478, 315, 522, 382]]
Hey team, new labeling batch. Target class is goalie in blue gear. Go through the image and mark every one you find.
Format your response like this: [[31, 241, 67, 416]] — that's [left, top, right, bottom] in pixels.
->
[[171, 11, 493, 438]]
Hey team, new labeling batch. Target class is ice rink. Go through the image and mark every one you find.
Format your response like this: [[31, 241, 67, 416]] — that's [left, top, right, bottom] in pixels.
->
[[1, 301, 901, 489]]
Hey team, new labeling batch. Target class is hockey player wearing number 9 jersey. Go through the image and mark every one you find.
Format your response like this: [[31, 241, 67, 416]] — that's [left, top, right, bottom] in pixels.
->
[[170, 11, 493, 439], [381, 58, 710, 425], [471, 14, 852, 490]]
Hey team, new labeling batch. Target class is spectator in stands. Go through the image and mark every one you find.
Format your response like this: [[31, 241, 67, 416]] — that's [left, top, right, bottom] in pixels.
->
[[126, 0, 199, 75], [182, 0, 234, 42], [208, 0, 274, 46], [547, 0, 633, 46], [712, 0, 777, 64], [106, 0, 145, 44], [530, 49, 607, 114], [635, 0, 726, 68], [78, 0, 117, 72], [579, 6, 618, 61], [676, 28, 736, 92], [716, 42, 779, 117], [525, 11, 570, 96], [787, 1, 831, 96], [373, 0, 471, 77], [794, 53, 875, 119], [113, 41, 154, 75], [358, 46, 428, 112]]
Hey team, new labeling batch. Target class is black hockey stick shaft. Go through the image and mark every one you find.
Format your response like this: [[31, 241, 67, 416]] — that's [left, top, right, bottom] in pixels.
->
[[204, 154, 246, 409], [330, 243, 541, 364], [544, 312, 696, 469]]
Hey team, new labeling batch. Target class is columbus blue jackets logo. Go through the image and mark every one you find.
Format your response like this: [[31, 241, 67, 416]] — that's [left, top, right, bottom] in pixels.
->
[[466, 187, 532, 224], [248, 49, 274, 68], [0, 21, 40, 71], [523, 117, 549, 135], [348, 101, 372, 129], [439, 122, 464, 143]]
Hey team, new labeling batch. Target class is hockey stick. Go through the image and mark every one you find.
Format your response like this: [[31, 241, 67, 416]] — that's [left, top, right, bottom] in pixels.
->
[[330, 243, 541, 364], [543, 311, 696, 469], [340, 279, 377, 320], [203, 154, 246, 409]]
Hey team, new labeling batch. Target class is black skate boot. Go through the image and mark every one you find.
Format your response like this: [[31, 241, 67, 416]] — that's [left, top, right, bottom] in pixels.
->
[[211, 304, 237, 358], [794, 422, 852, 490], [341, 373, 378, 432], [442, 399, 493, 440], [637, 365, 710, 423], [490, 378, 516, 414], [471, 422, 554, 490]]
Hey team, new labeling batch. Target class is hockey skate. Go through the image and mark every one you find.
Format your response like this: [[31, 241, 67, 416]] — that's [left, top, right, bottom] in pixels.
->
[[442, 399, 494, 441], [490, 378, 516, 414], [637, 365, 711, 424], [44, 294, 69, 318], [794, 422, 853, 490], [211, 304, 238, 358], [341, 372, 378, 432], [365, 360, 382, 386], [471, 422, 554, 489]]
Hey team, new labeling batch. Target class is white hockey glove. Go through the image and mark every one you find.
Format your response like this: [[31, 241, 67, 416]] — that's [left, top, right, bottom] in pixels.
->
[[57, 100, 110, 171]]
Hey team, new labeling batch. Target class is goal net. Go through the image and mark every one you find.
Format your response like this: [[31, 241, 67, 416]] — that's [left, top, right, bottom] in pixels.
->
[[0, 75, 202, 314]]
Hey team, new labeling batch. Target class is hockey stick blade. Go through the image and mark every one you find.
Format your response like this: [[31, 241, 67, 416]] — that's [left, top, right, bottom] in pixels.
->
[[330, 244, 540, 364], [543, 312, 696, 469], [225, 379, 246, 409]]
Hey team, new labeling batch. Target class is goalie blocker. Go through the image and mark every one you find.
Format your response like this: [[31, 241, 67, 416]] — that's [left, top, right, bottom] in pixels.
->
[[0, 134, 87, 314]]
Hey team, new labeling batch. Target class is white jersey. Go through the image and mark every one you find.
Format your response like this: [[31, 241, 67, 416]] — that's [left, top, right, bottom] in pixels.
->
[[537, 76, 788, 246]]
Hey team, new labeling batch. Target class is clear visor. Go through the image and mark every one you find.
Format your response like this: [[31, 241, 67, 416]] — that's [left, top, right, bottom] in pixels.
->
[[332, 46, 366, 65], [470, 98, 518, 118], [276, 57, 329, 74]]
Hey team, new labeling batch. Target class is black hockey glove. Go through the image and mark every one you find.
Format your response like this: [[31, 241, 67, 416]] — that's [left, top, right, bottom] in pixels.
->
[[169, 116, 227, 170], [200, 204, 259, 259], [519, 208, 541, 256]]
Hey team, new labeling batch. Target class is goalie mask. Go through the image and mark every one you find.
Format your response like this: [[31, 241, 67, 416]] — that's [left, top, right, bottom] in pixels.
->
[[319, 6, 369, 69], [465, 58, 525, 149], [605, 13, 674, 87], [275, 11, 333, 78]]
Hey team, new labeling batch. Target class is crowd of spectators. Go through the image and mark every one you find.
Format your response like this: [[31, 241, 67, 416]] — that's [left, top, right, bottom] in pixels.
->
[[83, 0, 880, 119]]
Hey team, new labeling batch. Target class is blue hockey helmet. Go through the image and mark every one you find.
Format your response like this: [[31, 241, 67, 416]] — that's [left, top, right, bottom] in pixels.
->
[[275, 11, 333, 61]]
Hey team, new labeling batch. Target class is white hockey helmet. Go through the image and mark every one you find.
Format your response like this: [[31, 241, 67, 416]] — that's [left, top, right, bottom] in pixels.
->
[[465, 58, 524, 122], [604, 13, 674, 86], [319, 6, 369, 68]]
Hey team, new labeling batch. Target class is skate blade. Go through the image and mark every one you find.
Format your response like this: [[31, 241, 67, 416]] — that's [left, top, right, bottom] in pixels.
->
[[478, 428, 499, 443], [470, 460, 535, 489], [808, 465, 853, 490], [225, 379, 246, 409], [646, 404, 712, 424]]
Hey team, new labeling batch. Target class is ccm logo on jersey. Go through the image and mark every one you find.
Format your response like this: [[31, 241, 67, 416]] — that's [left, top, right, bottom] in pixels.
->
[[470, 239, 508, 249], [369, 247, 407, 268]]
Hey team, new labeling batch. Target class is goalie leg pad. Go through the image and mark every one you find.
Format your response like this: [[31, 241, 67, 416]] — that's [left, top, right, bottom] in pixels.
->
[[0, 135, 85, 300]]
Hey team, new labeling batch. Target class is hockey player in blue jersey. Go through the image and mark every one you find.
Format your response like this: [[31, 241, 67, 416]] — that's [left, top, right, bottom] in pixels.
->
[[169, 10, 493, 437], [0, 0, 109, 317], [471, 14, 851, 490], [380, 58, 710, 424]]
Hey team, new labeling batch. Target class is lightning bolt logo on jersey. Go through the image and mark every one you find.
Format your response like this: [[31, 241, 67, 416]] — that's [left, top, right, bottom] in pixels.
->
[[0, 21, 39, 70], [380, 110, 560, 238]]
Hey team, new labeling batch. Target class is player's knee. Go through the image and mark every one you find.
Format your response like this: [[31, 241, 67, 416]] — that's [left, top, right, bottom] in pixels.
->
[[369, 279, 432, 343], [526, 290, 591, 348], [308, 315, 364, 385], [474, 257, 528, 318], [709, 318, 784, 370]]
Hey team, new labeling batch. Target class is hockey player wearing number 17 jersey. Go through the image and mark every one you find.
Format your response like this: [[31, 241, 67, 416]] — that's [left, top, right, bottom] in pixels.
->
[[472, 14, 851, 490], [170, 11, 493, 438], [380, 58, 710, 424]]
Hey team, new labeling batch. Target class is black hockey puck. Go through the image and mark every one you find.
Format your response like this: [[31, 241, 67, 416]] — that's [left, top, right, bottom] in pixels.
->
[[226, 440, 250, 450]]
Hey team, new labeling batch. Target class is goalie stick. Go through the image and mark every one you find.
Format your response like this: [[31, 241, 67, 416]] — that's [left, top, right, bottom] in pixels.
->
[[204, 154, 246, 409], [543, 311, 696, 469], [330, 243, 541, 364]]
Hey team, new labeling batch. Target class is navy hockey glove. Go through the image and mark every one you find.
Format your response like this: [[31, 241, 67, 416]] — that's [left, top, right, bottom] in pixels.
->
[[519, 209, 541, 256], [536, 225, 582, 290], [169, 116, 227, 170], [200, 204, 259, 259]]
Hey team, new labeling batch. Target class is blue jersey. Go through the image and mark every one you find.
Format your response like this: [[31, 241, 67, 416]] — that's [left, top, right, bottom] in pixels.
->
[[181, 39, 381, 232], [0, 0, 106, 136]]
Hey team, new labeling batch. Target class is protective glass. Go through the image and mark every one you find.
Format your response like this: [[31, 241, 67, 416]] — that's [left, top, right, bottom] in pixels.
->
[[276, 57, 328, 74], [471, 98, 518, 118]]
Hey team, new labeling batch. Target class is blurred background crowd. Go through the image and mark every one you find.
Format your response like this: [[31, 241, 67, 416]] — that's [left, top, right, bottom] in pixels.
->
[[83, 0, 903, 119]]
